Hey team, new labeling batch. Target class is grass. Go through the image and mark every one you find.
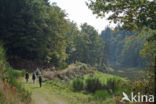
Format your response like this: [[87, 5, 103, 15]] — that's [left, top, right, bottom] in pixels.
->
[[84, 71, 128, 84], [20, 70, 128, 104], [110, 67, 145, 81], [22, 77, 92, 104]]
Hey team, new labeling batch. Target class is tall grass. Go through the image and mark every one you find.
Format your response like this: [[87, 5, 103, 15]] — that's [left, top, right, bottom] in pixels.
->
[[72, 78, 84, 91], [85, 77, 102, 93], [94, 90, 111, 100], [70, 74, 128, 101]]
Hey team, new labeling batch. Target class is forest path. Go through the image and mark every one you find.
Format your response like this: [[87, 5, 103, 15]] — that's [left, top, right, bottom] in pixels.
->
[[21, 78, 67, 104]]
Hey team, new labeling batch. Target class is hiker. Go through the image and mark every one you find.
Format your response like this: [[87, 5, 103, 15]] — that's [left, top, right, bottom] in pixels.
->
[[35, 67, 39, 76], [39, 75, 42, 87], [25, 72, 29, 83], [32, 73, 36, 84]]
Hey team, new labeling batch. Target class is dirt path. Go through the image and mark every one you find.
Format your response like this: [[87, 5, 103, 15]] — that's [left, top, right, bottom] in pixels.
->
[[22, 79, 67, 104]]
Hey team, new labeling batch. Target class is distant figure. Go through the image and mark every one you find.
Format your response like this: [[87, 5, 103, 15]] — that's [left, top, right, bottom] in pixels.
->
[[25, 72, 29, 83], [32, 73, 36, 84], [36, 67, 39, 76], [39, 75, 42, 87]]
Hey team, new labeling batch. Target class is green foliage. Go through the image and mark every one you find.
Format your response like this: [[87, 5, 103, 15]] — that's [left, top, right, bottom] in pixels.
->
[[0, 0, 110, 68], [56, 62, 68, 70], [2, 68, 20, 87], [67, 23, 106, 67], [18, 86, 32, 104], [140, 29, 156, 61], [100, 27, 146, 68], [87, 0, 156, 68], [85, 77, 102, 93], [130, 70, 154, 95], [0, 44, 31, 104], [0, 0, 68, 65], [50, 53, 60, 67], [94, 90, 111, 100], [21, 69, 26, 77], [87, 0, 156, 30], [105, 78, 117, 93], [3, 70, 31, 103], [72, 78, 84, 91]]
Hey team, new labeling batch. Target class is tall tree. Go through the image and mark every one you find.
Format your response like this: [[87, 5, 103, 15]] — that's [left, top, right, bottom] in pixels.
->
[[100, 27, 145, 68], [68, 23, 106, 67], [87, 0, 156, 96], [0, 0, 69, 64]]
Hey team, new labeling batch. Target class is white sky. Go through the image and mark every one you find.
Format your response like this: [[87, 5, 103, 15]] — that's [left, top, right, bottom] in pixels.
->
[[49, 0, 116, 33]]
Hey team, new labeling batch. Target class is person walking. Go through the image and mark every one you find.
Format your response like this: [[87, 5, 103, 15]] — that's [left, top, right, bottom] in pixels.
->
[[25, 72, 29, 83], [39, 75, 42, 87], [35, 67, 39, 77], [32, 73, 36, 84]]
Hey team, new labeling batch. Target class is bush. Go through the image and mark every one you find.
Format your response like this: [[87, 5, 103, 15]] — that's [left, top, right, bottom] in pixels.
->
[[72, 78, 84, 91], [85, 77, 102, 93], [94, 90, 111, 100], [21, 69, 26, 77], [4, 68, 20, 86], [56, 62, 68, 70], [0, 44, 31, 104], [105, 78, 117, 93]]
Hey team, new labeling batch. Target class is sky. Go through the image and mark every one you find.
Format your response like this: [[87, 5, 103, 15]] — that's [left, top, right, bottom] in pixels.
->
[[49, 0, 116, 33]]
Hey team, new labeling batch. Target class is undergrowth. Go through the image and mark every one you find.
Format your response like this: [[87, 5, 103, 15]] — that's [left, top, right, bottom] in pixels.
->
[[0, 44, 31, 104]]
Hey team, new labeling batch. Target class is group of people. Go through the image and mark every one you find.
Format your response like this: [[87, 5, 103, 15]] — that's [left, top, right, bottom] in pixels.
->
[[25, 67, 42, 87]]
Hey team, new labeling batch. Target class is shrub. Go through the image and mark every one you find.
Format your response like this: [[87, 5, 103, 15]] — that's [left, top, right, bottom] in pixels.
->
[[105, 78, 117, 93], [56, 62, 68, 70], [3, 68, 20, 86], [21, 69, 26, 77], [131, 79, 154, 95], [94, 90, 111, 100], [0, 44, 31, 104], [85, 77, 102, 93], [72, 78, 84, 91]]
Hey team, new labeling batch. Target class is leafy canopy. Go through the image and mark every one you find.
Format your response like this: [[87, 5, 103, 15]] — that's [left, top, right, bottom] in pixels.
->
[[87, 0, 156, 30]]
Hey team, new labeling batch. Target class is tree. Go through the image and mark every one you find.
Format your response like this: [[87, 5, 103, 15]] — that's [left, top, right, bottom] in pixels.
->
[[67, 23, 107, 67], [0, 0, 69, 64], [0, 0, 50, 59], [86, 0, 156, 30], [65, 21, 80, 63], [87, 0, 156, 96], [100, 27, 146, 68], [46, 4, 69, 63]]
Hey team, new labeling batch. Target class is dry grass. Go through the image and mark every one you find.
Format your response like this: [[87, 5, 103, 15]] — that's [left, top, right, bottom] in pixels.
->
[[42, 63, 94, 81], [0, 80, 23, 104]]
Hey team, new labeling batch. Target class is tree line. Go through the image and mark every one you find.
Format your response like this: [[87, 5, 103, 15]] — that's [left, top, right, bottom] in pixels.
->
[[0, 0, 151, 70], [86, 0, 156, 96], [0, 0, 107, 68], [100, 27, 146, 68]]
